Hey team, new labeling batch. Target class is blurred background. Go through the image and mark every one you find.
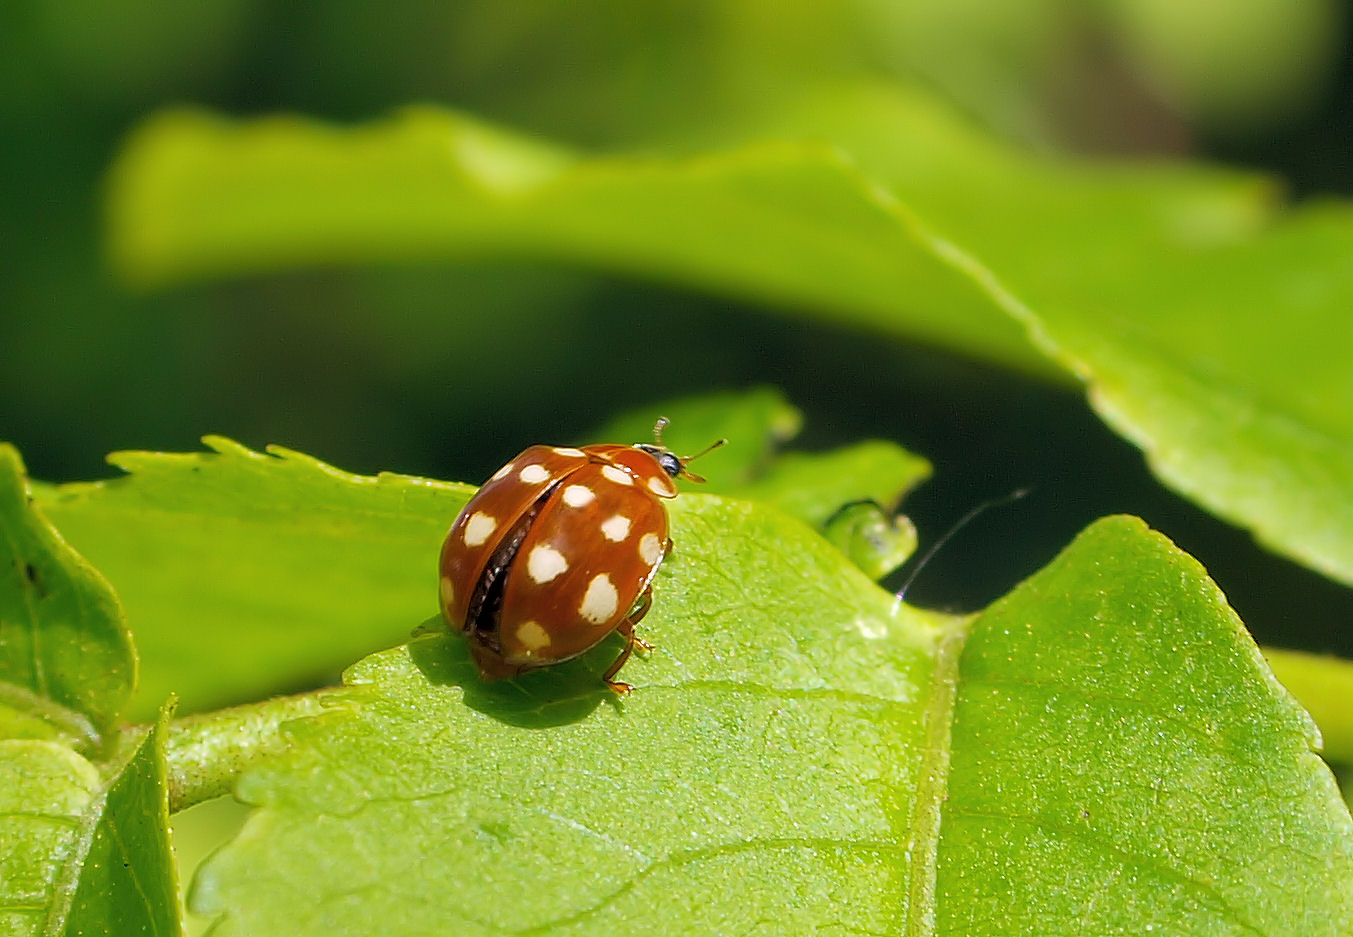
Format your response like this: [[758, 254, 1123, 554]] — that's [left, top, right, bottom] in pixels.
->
[[2, 0, 1351, 649]]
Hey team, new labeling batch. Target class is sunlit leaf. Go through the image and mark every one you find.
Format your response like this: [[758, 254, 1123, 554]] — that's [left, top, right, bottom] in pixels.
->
[[0, 707, 179, 936], [0, 445, 134, 739], [37, 391, 915, 718], [191, 512, 1353, 934], [39, 438, 469, 719]]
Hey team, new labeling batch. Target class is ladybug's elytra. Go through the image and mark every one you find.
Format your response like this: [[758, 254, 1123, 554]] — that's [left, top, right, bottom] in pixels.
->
[[439, 419, 724, 694]]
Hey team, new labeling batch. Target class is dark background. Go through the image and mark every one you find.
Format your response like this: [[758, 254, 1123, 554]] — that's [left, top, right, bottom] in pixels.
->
[[3, 1, 1351, 652]]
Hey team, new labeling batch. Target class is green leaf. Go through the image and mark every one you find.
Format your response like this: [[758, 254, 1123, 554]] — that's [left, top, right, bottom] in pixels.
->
[[0, 685, 99, 750], [0, 742, 100, 936], [940, 516, 1352, 933], [190, 510, 1352, 935], [731, 441, 929, 527], [36, 391, 925, 719], [731, 441, 927, 580], [107, 87, 1353, 590], [107, 105, 1023, 368], [590, 390, 929, 577], [820, 500, 919, 582], [1028, 205, 1353, 592], [1263, 648, 1353, 767], [64, 705, 181, 936], [0, 444, 134, 740], [717, 85, 1353, 588], [0, 704, 180, 937], [191, 494, 939, 934], [165, 691, 347, 811], [587, 386, 804, 489], [38, 437, 471, 720]]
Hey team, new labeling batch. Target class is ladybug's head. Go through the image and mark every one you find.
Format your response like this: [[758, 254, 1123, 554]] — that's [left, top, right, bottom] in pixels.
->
[[634, 416, 727, 483]]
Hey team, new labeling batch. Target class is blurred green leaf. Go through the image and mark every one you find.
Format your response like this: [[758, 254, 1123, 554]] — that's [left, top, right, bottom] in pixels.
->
[[108, 106, 1025, 370], [169, 795, 252, 937], [189, 512, 1352, 934], [749, 85, 1353, 591], [1106, 0, 1338, 130], [0, 706, 180, 937], [0, 444, 134, 740], [107, 86, 1353, 592], [1031, 204, 1353, 595]]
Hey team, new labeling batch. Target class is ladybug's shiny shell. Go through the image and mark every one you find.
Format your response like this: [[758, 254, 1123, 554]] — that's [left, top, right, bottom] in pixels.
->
[[439, 422, 720, 694]]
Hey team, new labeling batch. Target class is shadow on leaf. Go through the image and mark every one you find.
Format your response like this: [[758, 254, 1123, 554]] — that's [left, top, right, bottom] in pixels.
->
[[407, 632, 615, 728]]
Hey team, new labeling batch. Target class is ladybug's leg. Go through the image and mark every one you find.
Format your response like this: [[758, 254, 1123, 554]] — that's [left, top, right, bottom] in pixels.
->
[[603, 627, 637, 696], [624, 586, 655, 650], [603, 587, 656, 694]]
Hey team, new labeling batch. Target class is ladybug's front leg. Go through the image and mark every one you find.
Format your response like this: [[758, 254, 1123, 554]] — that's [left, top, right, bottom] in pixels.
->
[[622, 540, 669, 655], [603, 586, 656, 694]]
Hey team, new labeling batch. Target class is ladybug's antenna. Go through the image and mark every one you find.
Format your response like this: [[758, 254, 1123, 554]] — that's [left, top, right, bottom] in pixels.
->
[[892, 487, 1030, 613], [652, 416, 727, 483], [676, 436, 726, 483]]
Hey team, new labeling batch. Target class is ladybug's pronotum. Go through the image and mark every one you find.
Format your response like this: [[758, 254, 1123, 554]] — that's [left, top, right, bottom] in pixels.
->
[[439, 419, 724, 694]]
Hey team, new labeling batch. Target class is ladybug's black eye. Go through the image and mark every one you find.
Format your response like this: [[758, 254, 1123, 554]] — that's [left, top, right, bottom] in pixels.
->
[[635, 443, 684, 478], [658, 453, 682, 478]]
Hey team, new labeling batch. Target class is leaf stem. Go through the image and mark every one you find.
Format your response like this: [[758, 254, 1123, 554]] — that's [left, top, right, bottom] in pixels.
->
[[161, 688, 353, 812]]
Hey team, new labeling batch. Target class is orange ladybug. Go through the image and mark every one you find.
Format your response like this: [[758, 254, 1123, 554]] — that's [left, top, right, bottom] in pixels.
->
[[439, 419, 724, 694]]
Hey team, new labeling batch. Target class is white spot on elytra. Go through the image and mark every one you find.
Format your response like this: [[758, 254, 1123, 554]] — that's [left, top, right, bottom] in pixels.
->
[[519, 463, 550, 484], [516, 620, 551, 651], [648, 476, 674, 496], [490, 461, 513, 482], [553, 447, 585, 457], [439, 576, 456, 608], [562, 484, 595, 508], [638, 532, 664, 566], [528, 544, 569, 584], [462, 512, 497, 547], [579, 574, 619, 625], [601, 465, 632, 486], [600, 515, 631, 542]]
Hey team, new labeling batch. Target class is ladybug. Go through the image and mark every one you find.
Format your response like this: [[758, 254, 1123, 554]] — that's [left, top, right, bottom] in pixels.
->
[[439, 419, 724, 694]]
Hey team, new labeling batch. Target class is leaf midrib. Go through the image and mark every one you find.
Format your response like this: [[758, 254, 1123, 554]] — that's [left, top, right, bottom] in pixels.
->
[[905, 618, 971, 937]]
